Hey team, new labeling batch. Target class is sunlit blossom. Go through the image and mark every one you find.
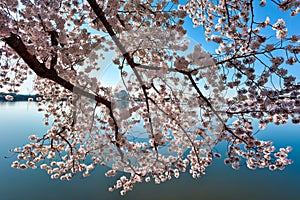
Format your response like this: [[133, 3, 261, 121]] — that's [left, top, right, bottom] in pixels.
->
[[0, 0, 298, 195]]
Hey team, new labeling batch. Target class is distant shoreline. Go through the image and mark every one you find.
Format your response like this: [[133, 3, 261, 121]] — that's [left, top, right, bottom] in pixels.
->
[[0, 92, 43, 102], [2, 92, 298, 103]]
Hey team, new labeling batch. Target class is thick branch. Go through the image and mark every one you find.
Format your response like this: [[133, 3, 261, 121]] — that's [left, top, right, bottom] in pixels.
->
[[2, 32, 111, 108], [87, 0, 158, 151]]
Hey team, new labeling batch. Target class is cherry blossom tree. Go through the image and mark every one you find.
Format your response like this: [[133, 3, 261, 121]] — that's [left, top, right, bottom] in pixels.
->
[[1, 0, 300, 195]]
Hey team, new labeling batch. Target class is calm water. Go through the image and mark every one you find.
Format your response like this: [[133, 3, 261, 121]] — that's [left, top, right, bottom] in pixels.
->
[[0, 102, 299, 200]]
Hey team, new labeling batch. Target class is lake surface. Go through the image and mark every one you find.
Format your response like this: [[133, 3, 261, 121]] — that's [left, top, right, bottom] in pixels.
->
[[0, 102, 299, 200]]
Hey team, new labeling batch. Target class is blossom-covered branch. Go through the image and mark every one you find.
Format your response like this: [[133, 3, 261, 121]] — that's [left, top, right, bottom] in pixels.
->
[[1, 0, 299, 196]]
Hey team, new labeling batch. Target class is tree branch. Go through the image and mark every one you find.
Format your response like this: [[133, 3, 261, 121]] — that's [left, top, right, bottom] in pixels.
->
[[2, 32, 111, 108]]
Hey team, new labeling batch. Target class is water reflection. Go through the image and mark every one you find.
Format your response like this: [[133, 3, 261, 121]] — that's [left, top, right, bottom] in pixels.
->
[[0, 102, 299, 200]]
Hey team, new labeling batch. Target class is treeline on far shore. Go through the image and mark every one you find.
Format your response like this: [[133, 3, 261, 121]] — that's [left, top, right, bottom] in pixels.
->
[[0, 92, 70, 102], [0, 92, 43, 102], [1, 92, 298, 103]]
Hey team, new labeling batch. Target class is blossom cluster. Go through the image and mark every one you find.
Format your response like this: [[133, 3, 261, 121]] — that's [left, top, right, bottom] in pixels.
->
[[1, 0, 299, 196]]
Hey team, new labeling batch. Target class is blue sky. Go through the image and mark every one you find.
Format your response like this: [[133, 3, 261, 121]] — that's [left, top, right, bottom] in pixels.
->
[[99, 1, 300, 93], [8, 0, 300, 94]]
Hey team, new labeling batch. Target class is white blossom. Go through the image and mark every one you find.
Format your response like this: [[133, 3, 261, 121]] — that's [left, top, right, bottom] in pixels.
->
[[0, 0, 298, 195]]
